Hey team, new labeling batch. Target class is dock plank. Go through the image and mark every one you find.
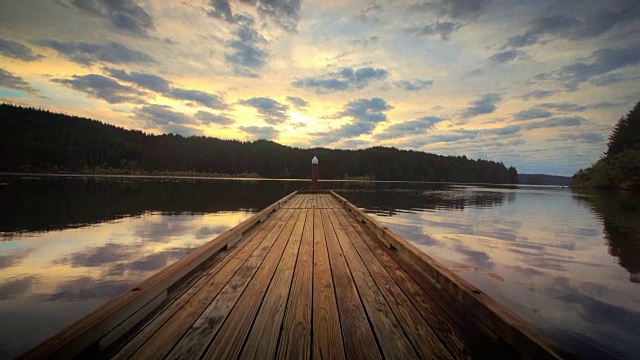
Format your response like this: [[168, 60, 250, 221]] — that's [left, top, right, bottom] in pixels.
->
[[200, 210, 303, 360], [312, 209, 346, 360], [321, 209, 382, 360], [112, 211, 263, 359], [160, 209, 298, 360], [333, 208, 458, 360], [276, 207, 313, 360], [240, 209, 308, 360], [325, 209, 419, 360], [126, 208, 295, 360], [25, 193, 571, 360], [336, 207, 489, 359]]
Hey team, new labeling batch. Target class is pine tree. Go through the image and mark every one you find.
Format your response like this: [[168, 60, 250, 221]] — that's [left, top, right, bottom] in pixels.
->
[[607, 101, 640, 155]]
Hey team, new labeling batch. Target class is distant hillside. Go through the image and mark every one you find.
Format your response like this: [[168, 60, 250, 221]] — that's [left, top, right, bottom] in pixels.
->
[[518, 174, 572, 186], [0, 104, 518, 183]]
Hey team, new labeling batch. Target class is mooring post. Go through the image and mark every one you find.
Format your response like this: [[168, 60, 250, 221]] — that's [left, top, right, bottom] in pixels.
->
[[311, 156, 319, 190]]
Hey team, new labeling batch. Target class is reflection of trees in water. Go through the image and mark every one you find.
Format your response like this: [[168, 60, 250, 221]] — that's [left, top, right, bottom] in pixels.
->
[[339, 188, 507, 216], [0, 177, 304, 235], [575, 190, 640, 283]]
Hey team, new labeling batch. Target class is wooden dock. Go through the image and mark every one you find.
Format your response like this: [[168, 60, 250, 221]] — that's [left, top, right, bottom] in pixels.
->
[[21, 192, 572, 359]]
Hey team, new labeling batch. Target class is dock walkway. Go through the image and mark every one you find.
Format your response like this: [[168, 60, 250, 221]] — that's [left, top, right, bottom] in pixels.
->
[[22, 192, 570, 360]]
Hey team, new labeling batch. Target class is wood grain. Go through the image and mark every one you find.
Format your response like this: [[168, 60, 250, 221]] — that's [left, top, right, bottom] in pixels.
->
[[240, 209, 308, 360], [276, 207, 314, 360], [312, 209, 346, 360], [330, 191, 571, 360], [132, 209, 296, 360], [200, 210, 303, 360], [333, 208, 457, 360], [165, 209, 300, 360], [326, 209, 419, 360], [321, 209, 382, 360], [19, 191, 297, 360]]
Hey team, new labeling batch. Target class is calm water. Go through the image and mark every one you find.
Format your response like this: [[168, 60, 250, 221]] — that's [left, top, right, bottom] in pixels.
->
[[0, 176, 638, 358]]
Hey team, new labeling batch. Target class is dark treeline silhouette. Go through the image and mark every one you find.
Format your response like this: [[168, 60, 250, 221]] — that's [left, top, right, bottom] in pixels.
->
[[0, 104, 518, 183], [573, 100, 640, 189], [0, 177, 303, 235]]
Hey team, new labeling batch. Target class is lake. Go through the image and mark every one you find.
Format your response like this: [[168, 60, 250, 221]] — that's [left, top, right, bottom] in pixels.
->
[[0, 176, 638, 359]]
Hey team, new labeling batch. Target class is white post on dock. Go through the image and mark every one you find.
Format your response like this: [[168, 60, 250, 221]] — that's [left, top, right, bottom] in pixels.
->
[[311, 156, 319, 190]]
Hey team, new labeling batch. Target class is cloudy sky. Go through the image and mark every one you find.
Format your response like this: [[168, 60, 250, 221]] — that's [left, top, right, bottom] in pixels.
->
[[0, 0, 639, 175]]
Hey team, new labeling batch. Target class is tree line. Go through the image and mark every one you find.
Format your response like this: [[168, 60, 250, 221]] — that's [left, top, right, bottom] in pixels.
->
[[0, 104, 518, 183], [573, 101, 640, 189]]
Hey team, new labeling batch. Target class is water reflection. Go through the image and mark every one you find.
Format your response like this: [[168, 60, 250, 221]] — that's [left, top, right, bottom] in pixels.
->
[[0, 176, 275, 358], [0, 176, 302, 236], [0, 177, 638, 359], [342, 185, 640, 359], [341, 186, 511, 215], [574, 190, 640, 283]]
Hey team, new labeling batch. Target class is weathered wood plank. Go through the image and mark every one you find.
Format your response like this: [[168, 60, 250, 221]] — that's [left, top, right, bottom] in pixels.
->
[[330, 191, 570, 360], [19, 191, 297, 360], [200, 210, 304, 360], [165, 209, 300, 360], [335, 207, 490, 360], [312, 209, 346, 360], [333, 208, 457, 360], [240, 209, 308, 360], [276, 206, 314, 360], [133, 209, 297, 360], [112, 208, 277, 359], [321, 209, 382, 360], [320, 194, 331, 208], [326, 209, 419, 360]]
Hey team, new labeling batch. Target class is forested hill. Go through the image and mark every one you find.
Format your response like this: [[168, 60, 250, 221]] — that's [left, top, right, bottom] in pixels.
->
[[519, 174, 572, 186], [0, 104, 518, 183]]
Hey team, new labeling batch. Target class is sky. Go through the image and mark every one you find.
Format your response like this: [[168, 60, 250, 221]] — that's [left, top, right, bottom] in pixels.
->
[[0, 0, 639, 176]]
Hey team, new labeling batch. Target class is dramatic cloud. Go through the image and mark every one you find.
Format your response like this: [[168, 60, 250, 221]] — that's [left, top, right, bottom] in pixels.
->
[[334, 97, 393, 123], [395, 79, 434, 91], [430, 129, 478, 143], [462, 93, 501, 117], [315, 97, 394, 145], [536, 46, 640, 90], [239, 125, 279, 140], [195, 110, 234, 125], [539, 102, 588, 112], [104, 67, 227, 109], [68, 0, 155, 37], [169, 88, 227, 109], [515, 107, 553, 121], [566, 132, 605, 144], [506, 1, 640, 48], [525, 116, 586, 130], [488, 50, 523, 65], [134, 104, 194, 125], [103, 67, 170, 93], [406, 0, 493, 39], [375, 116, 445, 140], [522, 90, 557, 100], [409, 0, 493, 20], [207, 0, 301, 32], [0, 68, 37, 93], [293, 67, 388, 94], [224, 18, 269, 77], [35, 40, 154, 65], [405, 21, 460, 40], [238, 97, 289, 124], [0, 39, 42, 61], [286, 96, 309, 109], [53, 74, 146, 103]]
